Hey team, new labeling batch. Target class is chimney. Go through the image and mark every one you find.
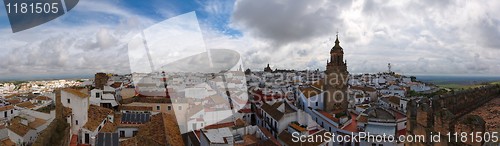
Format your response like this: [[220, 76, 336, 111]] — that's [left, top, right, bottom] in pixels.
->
[[91, 136, 96, 146]]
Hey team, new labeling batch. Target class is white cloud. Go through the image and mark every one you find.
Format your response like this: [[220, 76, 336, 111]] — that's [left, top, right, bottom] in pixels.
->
[[2, 0, 500, 80], [228, 0, 500, 75]]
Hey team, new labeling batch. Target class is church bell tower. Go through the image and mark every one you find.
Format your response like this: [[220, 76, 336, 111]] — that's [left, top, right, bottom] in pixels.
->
[[323, 34, 349, 113]]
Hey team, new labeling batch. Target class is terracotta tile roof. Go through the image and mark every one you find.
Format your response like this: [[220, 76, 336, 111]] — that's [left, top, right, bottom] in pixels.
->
[[311, 80, 324, 90], [257, 126, 280, 145], [261, 102, 284, 120], [235, 118, 246, 127], [0, 139, 15, 146], [261, 102, 297, 121], [134, 113, 184, 146], [4, 94, 17, 99], [238, 108, 252, 113], [34, 96, 51, 101], [341, 113, 358, 132], [289, 123, 307, 132], [11, 116, 47, 129], [70, 134, 78, 146], [350, 86, 377, 92], [357, 115, 368, 123], [299, 87, 321, 99], [119, 137, 138, 146], [7, 121, 33, 136], [28, 118, 47, 129], [120, 96, 172, 104], [83, 105, 113, 131], [317, 110, 340, 123], [204, 122, 234, 130], [0, 105, 14, 111], [388, 96, 400, 105], [6, 99, 21, 105], [63, 88, 89, 98], [120, 105, 152, 111], [100, 120, 117, 133], [16, 101, 35, 109]]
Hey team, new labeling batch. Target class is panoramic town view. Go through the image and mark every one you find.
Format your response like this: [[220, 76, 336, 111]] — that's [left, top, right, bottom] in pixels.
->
[[0, 0, 499, 146]]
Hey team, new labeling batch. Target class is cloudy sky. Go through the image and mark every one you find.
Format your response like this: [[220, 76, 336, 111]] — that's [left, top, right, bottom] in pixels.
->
[[0, 0, 499, 80]]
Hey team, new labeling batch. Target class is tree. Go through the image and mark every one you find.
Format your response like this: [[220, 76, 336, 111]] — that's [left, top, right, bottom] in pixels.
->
[[245, 68, 252, 75], [410, 76, 417, 82]]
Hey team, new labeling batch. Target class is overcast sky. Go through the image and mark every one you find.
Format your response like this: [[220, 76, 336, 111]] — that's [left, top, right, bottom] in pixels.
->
[[0, 0, 499, 80]]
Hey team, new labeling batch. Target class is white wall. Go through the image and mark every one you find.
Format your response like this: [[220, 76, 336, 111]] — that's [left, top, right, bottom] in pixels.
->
[[61, 90, 89, 134], [0, 108, 19, 121], [118, 127, 139, 138], [8, 128, 37, 145]]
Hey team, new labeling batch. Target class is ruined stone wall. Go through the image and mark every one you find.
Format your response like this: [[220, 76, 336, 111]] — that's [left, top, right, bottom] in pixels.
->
[[406, 84, 500, 146]]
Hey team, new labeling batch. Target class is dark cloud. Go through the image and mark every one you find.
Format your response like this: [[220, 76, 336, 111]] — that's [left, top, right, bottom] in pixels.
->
[[232, 0, 350, 47]]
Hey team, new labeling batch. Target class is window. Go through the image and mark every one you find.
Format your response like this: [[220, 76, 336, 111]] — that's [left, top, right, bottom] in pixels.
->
[[4, 111, 6, 117], [76, 120, 78, 125], [192, 123, 197, 130], [67, 99, 70, 104], [96, 92, 100, 98], [119, 131, 125, 137], [85, 133, 90, 143], [315, 102, 318, 106], [10, 110, 13, 114], [167, 106, 171, 110], [133, 131, 138, 136], [98, 126, 101, 131], [156, 106, 160, 110]]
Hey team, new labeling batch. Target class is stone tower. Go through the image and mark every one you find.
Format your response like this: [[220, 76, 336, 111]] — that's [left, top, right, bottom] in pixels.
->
[[94, 72, 108, 90], [323, 34, 349, 113]]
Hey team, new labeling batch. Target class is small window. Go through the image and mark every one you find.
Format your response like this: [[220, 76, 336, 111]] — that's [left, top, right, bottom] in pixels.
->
[[156, 106, 160, 110], [10, 110, 13, 114], [119, 131, 125, 137], [133, 131, 138, 136], [67, 99, 70, 104], [167, 106, 171, 110], [315, 102, 318, 106], [96, 93, 100, 98], [76, 120, 79, 125]]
